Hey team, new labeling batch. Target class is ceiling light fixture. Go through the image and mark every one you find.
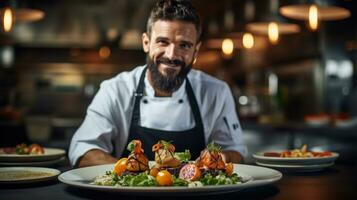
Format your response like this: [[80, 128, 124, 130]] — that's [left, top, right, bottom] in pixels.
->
[[246, 22, 300, 45], [2, 7, 13, 32], [1, 7, 45, 32], [242, 32, 254, 49], [280, 4, 351, 31]]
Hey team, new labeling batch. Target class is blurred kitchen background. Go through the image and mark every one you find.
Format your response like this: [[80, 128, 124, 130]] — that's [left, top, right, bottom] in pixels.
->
[[0, 0, 356, 164]]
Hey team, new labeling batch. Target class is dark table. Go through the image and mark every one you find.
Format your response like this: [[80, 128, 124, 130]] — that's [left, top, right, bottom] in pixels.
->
[[1, 164, 356, 200]]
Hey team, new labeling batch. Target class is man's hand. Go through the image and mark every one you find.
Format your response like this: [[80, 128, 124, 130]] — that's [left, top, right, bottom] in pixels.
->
[[77, 149, 117, 168], [222, 150, 244, 163]]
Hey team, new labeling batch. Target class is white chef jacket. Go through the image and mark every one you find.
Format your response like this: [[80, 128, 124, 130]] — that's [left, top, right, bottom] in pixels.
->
[[69, 65, 247, 166]]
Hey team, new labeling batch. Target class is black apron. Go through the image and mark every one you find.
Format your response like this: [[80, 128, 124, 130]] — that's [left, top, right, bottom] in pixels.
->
[[123, 67, 206, 160]]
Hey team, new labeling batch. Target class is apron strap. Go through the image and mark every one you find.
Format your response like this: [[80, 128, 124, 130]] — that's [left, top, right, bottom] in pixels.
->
[[131, 67, 147, 125], [185, 79, 204, 131]]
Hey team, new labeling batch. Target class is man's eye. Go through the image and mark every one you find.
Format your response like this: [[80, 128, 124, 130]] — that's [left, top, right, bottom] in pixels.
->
[[180, 43, 192, 49], [157, 40, 169, 45]]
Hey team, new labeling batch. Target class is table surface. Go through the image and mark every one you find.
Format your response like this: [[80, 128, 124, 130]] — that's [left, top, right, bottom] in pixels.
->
[[1, 163, 356, 200]]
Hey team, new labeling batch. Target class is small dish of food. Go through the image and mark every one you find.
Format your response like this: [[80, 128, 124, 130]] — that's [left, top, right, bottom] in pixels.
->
[[253, 145, 339, 168], [0, 143, 66, 162]]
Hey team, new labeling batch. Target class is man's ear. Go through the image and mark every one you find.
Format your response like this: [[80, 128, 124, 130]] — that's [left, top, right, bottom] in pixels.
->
[[142, 33, 150, 53], [193, 41, 201, 59]]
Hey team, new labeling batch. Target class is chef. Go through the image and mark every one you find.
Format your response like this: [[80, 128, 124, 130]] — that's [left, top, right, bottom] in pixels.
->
[[69, 0, 247, 167]]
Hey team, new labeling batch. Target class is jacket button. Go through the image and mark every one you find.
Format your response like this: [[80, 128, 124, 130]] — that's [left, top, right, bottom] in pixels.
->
[[178, 99, 183, 104], [143, 99, 148, 104]]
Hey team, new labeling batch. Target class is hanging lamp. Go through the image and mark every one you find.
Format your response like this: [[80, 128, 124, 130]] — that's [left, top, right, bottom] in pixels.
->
[[245, 0, 300, 44], [1, 7, 44, 32], [279, 4, 350, 31]]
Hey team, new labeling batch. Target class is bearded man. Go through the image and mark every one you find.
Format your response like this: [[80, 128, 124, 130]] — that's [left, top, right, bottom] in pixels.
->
[[69, 0, 247, 168]]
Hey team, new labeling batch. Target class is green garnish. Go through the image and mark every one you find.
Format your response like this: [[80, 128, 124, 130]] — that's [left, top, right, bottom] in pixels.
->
[[127, 140, 135, 152], [200, 172, 240, 185], [207, 142, 221, 152], [173, 176, 188, 186], [118, 171, 157, 186], [174, 150, 191, 162], [159, 140, 173, 150]]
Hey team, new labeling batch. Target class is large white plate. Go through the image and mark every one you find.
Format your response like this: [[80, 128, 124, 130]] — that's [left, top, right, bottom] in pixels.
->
[[0, 167, 60, 184], [253, 151, 339, 165], [58, 164, 282, 196], [255, 162, 335, 172], [0, 156, 66, 167], [0, 148, 66, 162]]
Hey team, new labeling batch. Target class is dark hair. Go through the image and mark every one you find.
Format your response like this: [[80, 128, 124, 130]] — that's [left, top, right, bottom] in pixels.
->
[[146, 0, 202, 41]]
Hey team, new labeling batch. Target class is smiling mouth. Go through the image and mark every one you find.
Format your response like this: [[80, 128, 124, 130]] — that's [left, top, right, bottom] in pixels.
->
[[159, 63, 181, 69]]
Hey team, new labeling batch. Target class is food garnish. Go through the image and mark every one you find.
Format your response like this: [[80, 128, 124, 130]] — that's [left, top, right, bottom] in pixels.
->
[[263, 144, 333, 158]]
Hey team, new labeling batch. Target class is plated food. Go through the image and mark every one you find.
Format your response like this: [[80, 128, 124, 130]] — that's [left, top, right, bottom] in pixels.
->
[[0, 144, 66, 164], [1, 143, 45, 155], [263, 144, 332, 158], [253, 145, 339, 172], [59, 163, 282, 195], [93, 140, 245, 187]]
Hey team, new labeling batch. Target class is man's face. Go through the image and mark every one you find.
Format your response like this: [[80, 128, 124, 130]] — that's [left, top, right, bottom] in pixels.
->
[[142, 20, 201, 93]]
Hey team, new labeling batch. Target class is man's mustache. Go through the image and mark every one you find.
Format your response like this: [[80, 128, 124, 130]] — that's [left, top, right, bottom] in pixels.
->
[[156, 57, 185, 68]]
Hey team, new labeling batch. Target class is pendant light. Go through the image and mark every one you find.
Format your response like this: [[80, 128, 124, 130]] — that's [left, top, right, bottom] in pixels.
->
[[245, 0, 300, 45], [246, 22, 300, 45], [1, 7, 44, 32], [279, 4, 351, 31]]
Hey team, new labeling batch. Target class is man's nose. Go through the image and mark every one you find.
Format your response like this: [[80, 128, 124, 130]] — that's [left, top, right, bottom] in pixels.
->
[[164, 44, 179, 60]]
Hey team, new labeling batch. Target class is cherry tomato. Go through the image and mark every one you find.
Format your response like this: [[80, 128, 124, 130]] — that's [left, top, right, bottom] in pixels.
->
[[113, 158, 128, 175], [156, 170, 173, 186]]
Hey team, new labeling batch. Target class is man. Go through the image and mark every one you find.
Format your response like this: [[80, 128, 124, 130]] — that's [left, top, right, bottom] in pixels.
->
[[69, 0, 247, 167]]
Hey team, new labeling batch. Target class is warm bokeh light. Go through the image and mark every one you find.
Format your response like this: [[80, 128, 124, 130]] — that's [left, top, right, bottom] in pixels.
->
[[268, 22, 279, 44], [242, 33, 254, 49], [221, 38, 234, 55], [99, 46, 111, 59], [309, 4, 318, 31], [3, 8, 13, 32]]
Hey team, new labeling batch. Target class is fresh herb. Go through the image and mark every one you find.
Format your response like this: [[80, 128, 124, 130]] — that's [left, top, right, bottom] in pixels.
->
[[173, 176, 188, 186], [127, 140, 135, 152], [117, 171, 157, 187], [199, 172, 239, 185], [174, 150, 191, 162], [159, 140, 173, 150], [207, 142, 221, 153]]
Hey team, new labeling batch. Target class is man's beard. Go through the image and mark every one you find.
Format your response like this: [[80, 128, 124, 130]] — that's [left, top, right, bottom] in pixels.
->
[[147, 56, 192, 93]]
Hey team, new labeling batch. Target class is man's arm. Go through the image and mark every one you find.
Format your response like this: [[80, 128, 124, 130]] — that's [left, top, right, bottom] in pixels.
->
[[209, 83, 248, 162], [222, 150, 243, 163], [77, 149, 117, 168]]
